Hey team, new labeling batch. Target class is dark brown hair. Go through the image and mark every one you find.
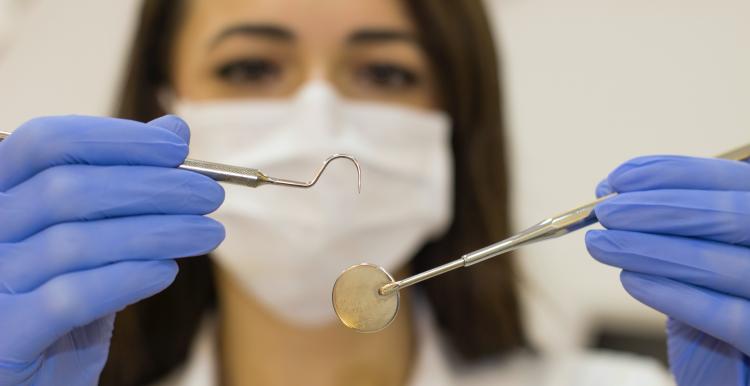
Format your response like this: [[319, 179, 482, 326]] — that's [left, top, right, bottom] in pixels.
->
[[103, 0, 526, 384]]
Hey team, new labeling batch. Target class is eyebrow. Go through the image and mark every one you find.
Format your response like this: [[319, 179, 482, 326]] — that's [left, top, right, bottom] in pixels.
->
[[210, 23, 294, 49], [347, 28, 417, 45]]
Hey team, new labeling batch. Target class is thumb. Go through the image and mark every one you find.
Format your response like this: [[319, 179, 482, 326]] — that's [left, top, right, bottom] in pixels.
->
[[148, 115, 190, 145]]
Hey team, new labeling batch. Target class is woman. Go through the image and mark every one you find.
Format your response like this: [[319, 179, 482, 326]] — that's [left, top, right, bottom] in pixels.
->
[[111, 0, 527, 384], [1, 0, 748, 385]]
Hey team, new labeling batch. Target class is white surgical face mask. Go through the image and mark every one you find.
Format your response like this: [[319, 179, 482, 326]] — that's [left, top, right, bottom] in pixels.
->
[[172, 81, 453, 326]]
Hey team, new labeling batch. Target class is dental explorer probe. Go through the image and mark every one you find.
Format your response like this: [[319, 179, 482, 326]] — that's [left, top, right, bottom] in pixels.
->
[[0, 130, 361, 192], [332, 142, 750, 333]]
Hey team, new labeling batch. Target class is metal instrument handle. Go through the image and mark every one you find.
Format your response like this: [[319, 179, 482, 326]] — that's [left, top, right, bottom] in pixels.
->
[[179, 159, 266, 187]]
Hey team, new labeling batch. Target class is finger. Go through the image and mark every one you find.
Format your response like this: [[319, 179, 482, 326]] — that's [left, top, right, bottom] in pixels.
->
[[595, 189, 750, 246], [0, 115, 188, 191], [606, 155, 750, 193], [0, 165, 224, 242], [0, 260, 177, 363], [595, 178, 614, 198], [30, 314, 115, 386], [0, 215, 224, 294], [586, 230, 750, 299], [666, 318, 747, 386], [620, 271, 750, 356], [148, 115, 190, 144]]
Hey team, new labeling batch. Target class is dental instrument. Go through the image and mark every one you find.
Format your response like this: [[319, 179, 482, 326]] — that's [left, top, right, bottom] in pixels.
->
[[0, 130, 361, 192], [332, 142, 750, 333]]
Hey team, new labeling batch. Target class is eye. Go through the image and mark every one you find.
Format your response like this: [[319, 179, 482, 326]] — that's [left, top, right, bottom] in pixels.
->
[[355, 62, 420, 90], [214, 58, 281, 85]]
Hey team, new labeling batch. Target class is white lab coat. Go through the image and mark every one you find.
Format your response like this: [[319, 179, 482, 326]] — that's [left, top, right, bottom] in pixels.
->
[[152, 298, 675, 386]]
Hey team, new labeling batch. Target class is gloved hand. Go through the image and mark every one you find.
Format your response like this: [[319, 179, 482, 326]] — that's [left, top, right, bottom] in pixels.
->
[[586, 155, 750, 386], [0, 115, 225, 385]]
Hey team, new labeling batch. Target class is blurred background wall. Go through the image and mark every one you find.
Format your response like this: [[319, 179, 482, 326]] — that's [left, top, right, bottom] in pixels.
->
[[487, 0, 750, 359], [0, 0, 748, 360], [0, 0, 139, 126]]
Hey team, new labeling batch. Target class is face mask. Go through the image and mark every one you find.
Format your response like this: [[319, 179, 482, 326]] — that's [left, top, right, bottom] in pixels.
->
[[171, 81, 454, 326]]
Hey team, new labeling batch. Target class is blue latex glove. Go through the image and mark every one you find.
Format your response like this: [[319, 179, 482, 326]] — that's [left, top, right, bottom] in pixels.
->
[[586, 155, 750, 385], [0, 115, 225, 385]]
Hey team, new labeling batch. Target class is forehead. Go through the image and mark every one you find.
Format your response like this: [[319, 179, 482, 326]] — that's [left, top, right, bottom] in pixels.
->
[[182, 0, 415, 42]]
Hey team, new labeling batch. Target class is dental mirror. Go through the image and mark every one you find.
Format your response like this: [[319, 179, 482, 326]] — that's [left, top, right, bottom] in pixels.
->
[[331, 263, 399, 333]]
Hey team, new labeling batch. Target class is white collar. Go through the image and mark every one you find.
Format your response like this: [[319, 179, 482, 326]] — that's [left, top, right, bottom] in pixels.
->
[[402, 295, 456, 386], [154, 296, 456, 386]]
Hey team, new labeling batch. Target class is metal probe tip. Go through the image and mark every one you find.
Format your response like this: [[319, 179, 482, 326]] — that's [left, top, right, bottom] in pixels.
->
[[263, 154, 362, 193]]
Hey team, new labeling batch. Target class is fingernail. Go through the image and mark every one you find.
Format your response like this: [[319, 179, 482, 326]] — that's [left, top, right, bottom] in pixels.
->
[[149, 115, 190, 144], [596, 179, 615, 197]]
